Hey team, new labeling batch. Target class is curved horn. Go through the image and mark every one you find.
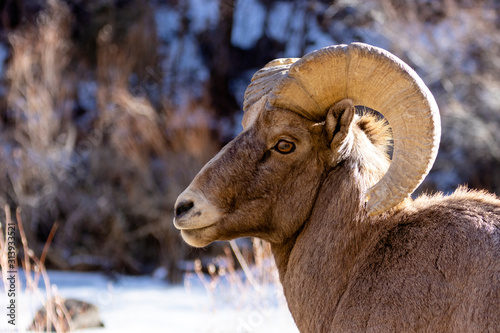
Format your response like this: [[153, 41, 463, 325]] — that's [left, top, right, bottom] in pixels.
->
[[243, 43, 441, 216], [243, 58, 299, 113]]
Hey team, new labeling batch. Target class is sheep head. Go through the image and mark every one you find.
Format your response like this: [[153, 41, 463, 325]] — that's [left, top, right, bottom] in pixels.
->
[[174, 43, 441, 247], [174, 98, 361, 247]]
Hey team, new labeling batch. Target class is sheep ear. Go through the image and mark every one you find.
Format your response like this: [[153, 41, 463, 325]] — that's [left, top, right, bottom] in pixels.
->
[[324, 99, 355, 151]]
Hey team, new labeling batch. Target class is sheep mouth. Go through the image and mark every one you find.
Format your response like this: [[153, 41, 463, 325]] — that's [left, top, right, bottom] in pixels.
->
[[173, 204, 220, 231], [174, 209, 219, 247], [173, 213, 216, 231], [173, 188, 222, 233], [179, 224, 217, 248]]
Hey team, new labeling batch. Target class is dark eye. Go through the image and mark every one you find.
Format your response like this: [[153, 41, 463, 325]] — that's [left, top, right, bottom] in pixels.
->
[[275, 140, 296, 154]]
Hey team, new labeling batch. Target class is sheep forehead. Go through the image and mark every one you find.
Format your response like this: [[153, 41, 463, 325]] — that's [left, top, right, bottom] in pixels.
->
[[244, 112, 321, 150]]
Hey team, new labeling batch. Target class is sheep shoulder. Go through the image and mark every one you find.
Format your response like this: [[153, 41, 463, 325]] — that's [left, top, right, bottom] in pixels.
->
[[332, 187, 500, 332]]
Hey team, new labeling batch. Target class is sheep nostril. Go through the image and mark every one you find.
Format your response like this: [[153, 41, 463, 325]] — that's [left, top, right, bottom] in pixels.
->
[[175, 200, 194, 218]]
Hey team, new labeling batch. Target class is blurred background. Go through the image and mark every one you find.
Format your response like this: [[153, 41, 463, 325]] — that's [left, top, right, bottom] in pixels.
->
[[0, 0, 499, 283]]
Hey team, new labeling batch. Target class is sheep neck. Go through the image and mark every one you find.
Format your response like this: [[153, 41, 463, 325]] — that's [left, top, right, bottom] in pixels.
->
[[271, 159, 390, 332]]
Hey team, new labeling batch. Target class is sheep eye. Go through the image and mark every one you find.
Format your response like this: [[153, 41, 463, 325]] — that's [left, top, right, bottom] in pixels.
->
[[275, 140, 296, 154]]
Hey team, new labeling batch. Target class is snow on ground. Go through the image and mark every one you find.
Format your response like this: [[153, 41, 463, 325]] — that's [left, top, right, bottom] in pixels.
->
[[0, 271, 298, 333], [231, 0, 266, 50]]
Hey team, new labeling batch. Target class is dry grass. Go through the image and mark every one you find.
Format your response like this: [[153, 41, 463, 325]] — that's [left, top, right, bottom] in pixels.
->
[[0, 0, 220, 281], [4, 0, 74, 211], [0, 204, 77, 332], [7, 0, 73, 152], [184, 238, 284, 314]]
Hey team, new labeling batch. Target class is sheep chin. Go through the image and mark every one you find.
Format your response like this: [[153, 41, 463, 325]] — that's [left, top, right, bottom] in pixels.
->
[[180, 226, 217, 248]]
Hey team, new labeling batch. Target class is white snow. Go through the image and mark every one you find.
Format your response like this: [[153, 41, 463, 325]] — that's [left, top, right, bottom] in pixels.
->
[[155, 6, 181, 41], [283, 5, 306, 57], [0, 270, 298, 333], [175, 34, 210, 83], [266, 2, 293, 43], [159, 32, 210, 100], [188, 0, 220, 33], [231, 0, 266, 50], [305, 15, 336, 54], [0, 43, 8, 79], [77, 80, 98, 113], [155, 4, 210, 100]]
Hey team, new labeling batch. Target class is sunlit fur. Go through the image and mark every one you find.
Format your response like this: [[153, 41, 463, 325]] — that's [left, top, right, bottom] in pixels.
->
[[176, 101, 500, 332]]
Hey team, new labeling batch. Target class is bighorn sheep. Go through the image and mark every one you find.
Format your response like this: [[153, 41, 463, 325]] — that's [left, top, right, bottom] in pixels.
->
[[174, 43, 500, 332]]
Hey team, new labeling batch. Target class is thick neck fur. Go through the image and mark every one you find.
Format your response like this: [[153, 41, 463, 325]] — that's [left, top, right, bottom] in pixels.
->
[[270, 120, 394, 332]]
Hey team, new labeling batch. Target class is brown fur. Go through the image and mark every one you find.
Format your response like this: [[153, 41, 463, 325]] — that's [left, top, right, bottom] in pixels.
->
[[175, 101, 500, 332]]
